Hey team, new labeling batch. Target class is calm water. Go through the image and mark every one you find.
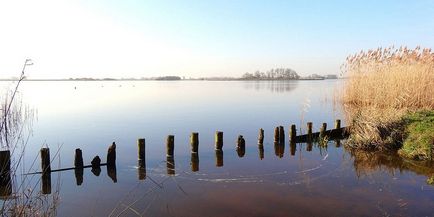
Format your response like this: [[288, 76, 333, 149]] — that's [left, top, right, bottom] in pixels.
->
[[2, 80, 434, 216]]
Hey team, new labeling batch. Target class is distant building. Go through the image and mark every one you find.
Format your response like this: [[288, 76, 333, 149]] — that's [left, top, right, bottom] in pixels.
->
[[325, 74, 338, 79]]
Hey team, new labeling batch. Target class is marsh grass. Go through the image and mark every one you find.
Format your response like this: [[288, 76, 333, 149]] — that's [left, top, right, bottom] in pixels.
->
[[1, 60, 60, 216], [340, 46, 434, 150]]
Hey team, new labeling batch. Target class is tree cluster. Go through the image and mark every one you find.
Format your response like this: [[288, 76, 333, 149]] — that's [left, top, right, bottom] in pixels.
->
[[241, 68, 299, 80]]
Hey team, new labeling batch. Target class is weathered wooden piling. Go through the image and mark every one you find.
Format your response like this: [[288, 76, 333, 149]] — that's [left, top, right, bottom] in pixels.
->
[[335, 119, 341, 129], [290, 142, 296, 156], [107, 165, 117, 183], [0, 150, 11, 197], [290, 124, 296, 143], [91, 156, 101, 176], [215, 131, 223, 150], [258, 128, 264, 144], [138, 161, 146, 180], [138, 138, 145, 161], [190, 132, 199, 153], [319, 123, 327, 138], [41, 172, 51, 194], [166, 135, 175, 157], [258, 144, 264, 160], [274, 142, 284, 158], [74, 148, 84, 168], [0, 150, 11, 185], [215, 150, 223, 167], [107, 142, 116, 167], [191, 153, 199, 172], [237, 135, 246, 157], [237, 135, 245, 148], [274, 127, 279, 143], [166, 156, 175, 175], [40, 148, 51, 194], [40, 148, 51, 173], [74, 167, 83, 186], [91, 156, 101, 169], [279, 126, 285, 144], [307, 122, 313, 140]]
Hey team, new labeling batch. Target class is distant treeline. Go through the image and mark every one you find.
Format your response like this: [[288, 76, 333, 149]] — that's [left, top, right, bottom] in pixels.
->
[[241, 68, 300, 80], [155, 76, 181, 80]]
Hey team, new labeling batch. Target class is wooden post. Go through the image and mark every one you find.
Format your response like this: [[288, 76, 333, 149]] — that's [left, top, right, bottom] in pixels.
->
[[335, 119, 341, 129], [138, 138, 145, 161], [290, 124, 296, 143], [166, 156, 175, 175], [215, 150, 223, 167], [0, 150, 11, 185], [258, 144, 264, 160], [237, 135, 246, 158], [319, 123, 327, 138], [258, 128, 264, 144], [215, 131, 223, 150], [74, 167, 83, 186], [91, 156, 101, 176], [40, 148, 51, 173], [166, 135, 175, 157], [290, 142, 296, 156], [107, 142, 116, 167], [41, 172, 51, 194], [190, 132, 199, 153], [138, 160, 146, 180], [279, 126, 285, 144], [74, 148, 84, 168], [237, 135, 245, 148], [274, 127, 279, 143], [307, 122, 313, 140], [107, 164, 117, 183], [41, 147, 51, 194], [0, 150, 11, 197], [191, 153, 199, 172], [138, 138, 146, 180]]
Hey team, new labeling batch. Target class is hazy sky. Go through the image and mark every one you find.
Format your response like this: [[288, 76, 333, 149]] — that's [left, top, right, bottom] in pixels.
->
[[1, 0, 433, 79]]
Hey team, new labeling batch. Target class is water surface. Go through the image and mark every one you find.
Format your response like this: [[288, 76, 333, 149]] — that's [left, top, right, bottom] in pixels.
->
[[1, 80, 433, 216]]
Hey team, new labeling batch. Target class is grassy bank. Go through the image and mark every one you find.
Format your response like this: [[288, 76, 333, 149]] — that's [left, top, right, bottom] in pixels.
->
[[341, 46, 434, 158], [398, 111, 434, 160]]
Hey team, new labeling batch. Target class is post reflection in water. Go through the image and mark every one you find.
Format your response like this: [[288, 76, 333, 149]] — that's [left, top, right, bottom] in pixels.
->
[[215, 150, 223, 167], [191, 153, 199, 172], [258, 144, 264, 160], [306, 141, 313, 152], [290, 142, 296, 156], [167, 156, 175, 175], [274, 142, 285, 158], [91, 167, 101, 176], [107, 165, 117, 183], [335, 139, 341, 147], [138, 160, 146, 180], [74, 168, 84, 186]]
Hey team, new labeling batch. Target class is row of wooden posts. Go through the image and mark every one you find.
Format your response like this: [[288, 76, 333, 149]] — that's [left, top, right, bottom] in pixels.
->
[[0, 120, 345, 196]]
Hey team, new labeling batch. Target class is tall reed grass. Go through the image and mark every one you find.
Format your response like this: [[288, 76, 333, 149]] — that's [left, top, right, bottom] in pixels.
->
[[340, 46, 434, 149], [1, 60, 60, 216]]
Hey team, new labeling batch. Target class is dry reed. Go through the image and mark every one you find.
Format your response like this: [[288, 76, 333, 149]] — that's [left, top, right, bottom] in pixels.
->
[[340, 46, 434, 149]]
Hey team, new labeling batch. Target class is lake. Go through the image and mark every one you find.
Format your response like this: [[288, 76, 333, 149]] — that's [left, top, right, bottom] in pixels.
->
[[1, 80, 433, 216]]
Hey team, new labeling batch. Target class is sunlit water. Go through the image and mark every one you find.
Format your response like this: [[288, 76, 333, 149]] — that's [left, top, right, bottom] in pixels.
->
[[1, 80, 433, 216]]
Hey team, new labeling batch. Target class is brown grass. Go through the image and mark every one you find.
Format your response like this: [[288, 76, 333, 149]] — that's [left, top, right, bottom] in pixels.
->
[[340, 46, 434, 149]]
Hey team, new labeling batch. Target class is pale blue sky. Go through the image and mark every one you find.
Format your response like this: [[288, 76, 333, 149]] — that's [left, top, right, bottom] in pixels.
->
[[1, 0, 433, 78]]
